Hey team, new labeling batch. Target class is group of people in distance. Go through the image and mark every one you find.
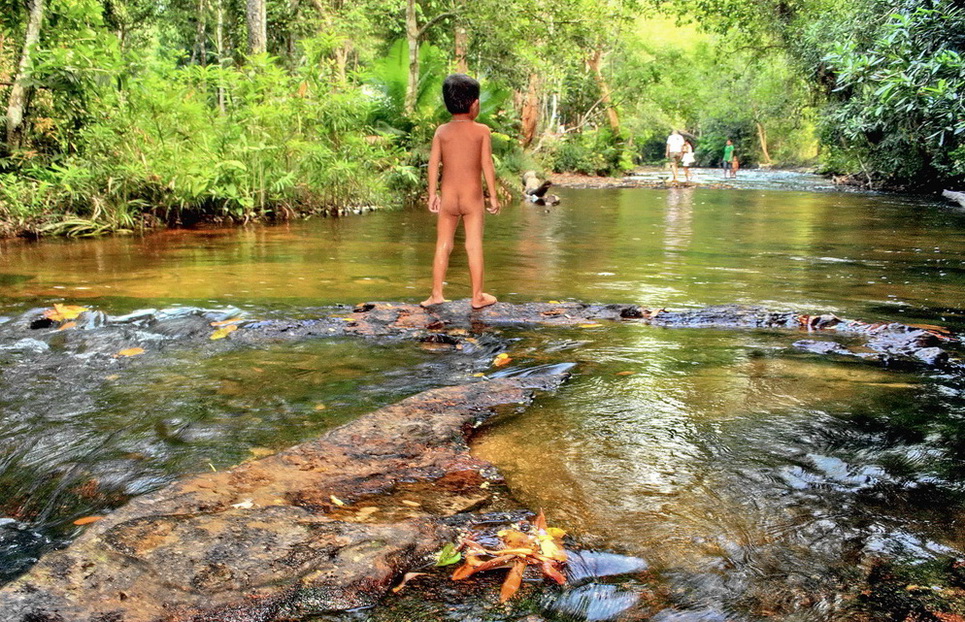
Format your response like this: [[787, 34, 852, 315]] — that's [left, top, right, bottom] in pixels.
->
[[665, 130, 739, 183]]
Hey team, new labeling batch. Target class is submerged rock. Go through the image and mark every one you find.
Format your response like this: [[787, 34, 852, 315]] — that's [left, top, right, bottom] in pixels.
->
[[0, 373, 569, 621]]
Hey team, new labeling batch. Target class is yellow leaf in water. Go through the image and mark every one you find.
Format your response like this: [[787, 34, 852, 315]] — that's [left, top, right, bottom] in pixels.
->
[[401, 500, 421, 507], [58, 321, 77, 331], [548, 300, 562, 304], [579, 323, 604, 328], [44, 304, 88, 322], [493, 353, 512, 367], [330, 495, 346, 507], [210, 325, 238, 340], [472, 373, 486, 377], [248, 447, 274, 459], [116, 347, 145, 357], [73, 516, 103, 526], [105, 374, 120, 381], [547, 527, 567, 539], [616, 371, 635, 376], [314, 403, 327, 411], [210, 318, 243, 327]]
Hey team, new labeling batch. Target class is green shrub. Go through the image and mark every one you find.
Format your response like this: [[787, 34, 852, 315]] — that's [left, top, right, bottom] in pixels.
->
[[542, 129, 634, 176]]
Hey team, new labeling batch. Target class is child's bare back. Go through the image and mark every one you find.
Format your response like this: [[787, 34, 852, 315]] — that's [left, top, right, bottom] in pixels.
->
[[436, 120, 488, 216], [421, 73, 500, 310]]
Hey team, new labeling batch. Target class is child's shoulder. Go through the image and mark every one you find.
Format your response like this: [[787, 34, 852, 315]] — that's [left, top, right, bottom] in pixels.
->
[[436, 120, 491, 135]]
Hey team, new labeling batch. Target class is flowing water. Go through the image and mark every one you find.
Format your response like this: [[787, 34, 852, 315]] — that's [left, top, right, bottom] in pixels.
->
[[2, 177, 965, 619]]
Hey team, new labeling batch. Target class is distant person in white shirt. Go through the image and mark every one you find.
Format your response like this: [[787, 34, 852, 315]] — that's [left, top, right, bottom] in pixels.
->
[[666, 130, 686, 183]]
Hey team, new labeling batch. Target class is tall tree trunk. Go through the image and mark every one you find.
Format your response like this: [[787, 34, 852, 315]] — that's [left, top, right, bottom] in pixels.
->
[[520, 72, 539, 148], [192, 0, 208, 65], [246, 0, 267, 55], [587, 48, 620, 134], [454, 25, 468, 73], [216, 0, 226, 112], [756, 121, 772, 165], [404, 0, 420, 115], [333, 43, 349, 84], [6, 0, 45, 150]]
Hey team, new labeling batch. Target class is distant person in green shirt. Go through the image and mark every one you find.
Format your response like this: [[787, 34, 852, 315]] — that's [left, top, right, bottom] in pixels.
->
[[723, 140, 735, 179]]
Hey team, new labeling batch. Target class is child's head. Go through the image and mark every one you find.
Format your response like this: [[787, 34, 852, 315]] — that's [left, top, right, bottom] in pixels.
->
[[726, 139, 732, 145], [443, 74, 480, 115]]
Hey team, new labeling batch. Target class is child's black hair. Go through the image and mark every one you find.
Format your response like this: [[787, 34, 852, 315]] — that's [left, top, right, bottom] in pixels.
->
[[442, 74, 480, 114]]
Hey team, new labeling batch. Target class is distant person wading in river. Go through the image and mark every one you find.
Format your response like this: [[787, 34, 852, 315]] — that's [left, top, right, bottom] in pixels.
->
[[723, 139, 736, 179], [666, 130, 686, 183], [681, 140, 696, 182]]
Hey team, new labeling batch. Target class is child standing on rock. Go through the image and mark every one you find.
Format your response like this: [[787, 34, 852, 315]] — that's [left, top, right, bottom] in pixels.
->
[[421, 73, 501, 310]]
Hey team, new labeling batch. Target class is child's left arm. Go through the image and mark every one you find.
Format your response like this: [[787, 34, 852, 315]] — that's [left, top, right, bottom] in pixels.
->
[[481, 127, 500, 214]]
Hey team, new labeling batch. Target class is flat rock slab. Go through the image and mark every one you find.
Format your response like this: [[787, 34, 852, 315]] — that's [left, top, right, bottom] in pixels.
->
[[0, 373, 568, 622]]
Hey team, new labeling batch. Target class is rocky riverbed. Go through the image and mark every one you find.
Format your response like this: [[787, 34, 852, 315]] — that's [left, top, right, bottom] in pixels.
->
[[0, 300, 962, 621]]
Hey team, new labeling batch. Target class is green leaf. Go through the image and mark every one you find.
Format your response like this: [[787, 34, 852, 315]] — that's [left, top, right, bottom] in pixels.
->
[[435, 543, 462, 567]]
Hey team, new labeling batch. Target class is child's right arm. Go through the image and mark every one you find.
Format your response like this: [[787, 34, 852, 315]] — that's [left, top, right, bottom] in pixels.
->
[[427, 129, 442, 213]]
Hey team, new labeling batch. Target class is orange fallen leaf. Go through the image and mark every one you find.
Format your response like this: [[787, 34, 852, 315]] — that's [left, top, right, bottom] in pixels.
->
[[116, 347, 145, 357], [58, 321, 77, 331], [44, 304, 88, 323], [73, 516, 103, 526], [616, 371, 635, 376], [392, 571, 428, 593], [493, 353, 512, 367], [210, 325, 238, 340], [499, 560, 526, 603]]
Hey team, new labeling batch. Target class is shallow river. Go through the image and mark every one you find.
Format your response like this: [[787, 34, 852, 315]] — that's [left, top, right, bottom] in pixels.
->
[[2, 178, 965, 620]]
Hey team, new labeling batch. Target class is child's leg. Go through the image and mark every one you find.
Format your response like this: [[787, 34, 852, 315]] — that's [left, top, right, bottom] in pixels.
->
[[421, 211, 460, 307], [462, 208, 496, 309]]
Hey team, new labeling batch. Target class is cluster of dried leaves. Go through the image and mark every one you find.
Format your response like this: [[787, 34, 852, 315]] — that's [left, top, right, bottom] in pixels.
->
[[447, 511, 569, 603]]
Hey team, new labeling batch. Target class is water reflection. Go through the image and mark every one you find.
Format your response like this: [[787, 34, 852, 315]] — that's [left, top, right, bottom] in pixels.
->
[[664, 187, 694, 257], [1, 183, 963, 328], [472, 325, 965, 618]]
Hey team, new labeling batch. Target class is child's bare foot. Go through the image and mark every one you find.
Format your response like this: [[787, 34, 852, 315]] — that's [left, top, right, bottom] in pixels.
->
[[420, 296, 447, 308], [471, 293, 498, 310]]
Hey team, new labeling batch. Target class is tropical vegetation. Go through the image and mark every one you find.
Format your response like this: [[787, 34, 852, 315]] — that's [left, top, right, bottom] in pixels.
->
[[1, 0, 962, 236]]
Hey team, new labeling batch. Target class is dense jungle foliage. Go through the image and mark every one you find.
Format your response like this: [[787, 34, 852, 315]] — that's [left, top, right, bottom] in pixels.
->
[[0, 0, 963, 236]]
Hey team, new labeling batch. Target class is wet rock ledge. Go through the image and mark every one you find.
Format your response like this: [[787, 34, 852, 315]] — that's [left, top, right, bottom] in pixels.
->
[[0, 372, 568, 622], [239, 302, 961, 372], [3, 301, 959, 372]]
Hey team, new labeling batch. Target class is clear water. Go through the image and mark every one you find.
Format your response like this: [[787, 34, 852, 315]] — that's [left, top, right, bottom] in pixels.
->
[[1, 178, 964, 619]]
